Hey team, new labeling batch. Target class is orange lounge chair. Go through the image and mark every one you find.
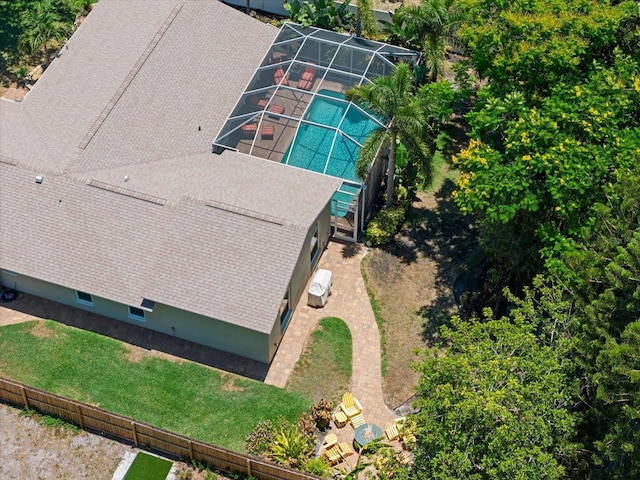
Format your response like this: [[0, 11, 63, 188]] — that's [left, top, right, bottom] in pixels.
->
[[268, 104, 285, 116], [261, 125, 274, 139], [257, 98, 268, 109], [241, 123, 257, 138], [274, 67, 289, 86]]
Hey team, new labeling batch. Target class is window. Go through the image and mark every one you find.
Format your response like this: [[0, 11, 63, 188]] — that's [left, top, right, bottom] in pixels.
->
[[128, 306, 146, 322], [75, 290, 93, 306], [310, 223, 320, 266], [279, 288, 292, 333]]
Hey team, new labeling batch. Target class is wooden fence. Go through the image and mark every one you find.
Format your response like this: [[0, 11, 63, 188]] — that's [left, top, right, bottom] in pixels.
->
[[0, 377, 320, 480]]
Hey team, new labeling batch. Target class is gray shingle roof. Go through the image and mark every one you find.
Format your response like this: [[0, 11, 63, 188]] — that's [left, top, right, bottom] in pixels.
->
[[0, 0, 341, 334]]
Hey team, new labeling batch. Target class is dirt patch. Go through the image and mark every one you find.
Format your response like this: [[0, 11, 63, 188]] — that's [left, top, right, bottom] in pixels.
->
[[221, 373, 245, 392], [30, 321, 59, 339], [363, 183, 478, 408]]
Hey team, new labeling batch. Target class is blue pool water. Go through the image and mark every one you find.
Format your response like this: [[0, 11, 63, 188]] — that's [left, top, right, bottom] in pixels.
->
[[282, 90, 381, 215]]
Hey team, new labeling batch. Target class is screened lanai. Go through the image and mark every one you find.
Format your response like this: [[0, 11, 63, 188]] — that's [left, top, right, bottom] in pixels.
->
[[212, 23, 421, 240]]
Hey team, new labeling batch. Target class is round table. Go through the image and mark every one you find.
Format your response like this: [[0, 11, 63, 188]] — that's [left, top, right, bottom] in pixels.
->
[[354, 423, 383, 448]]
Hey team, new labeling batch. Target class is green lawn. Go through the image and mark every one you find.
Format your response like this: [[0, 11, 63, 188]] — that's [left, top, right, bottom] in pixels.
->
[[124, 452, 172, 480], [285, 317, 352, 404], [0, 320, 311, 452]]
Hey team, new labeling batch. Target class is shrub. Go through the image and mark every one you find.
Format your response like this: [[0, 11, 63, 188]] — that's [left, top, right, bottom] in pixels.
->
[[366, 205, 406, 246], [302, 456, 332, 477], [245, 419, 274, 457], [309, 399, 334, 431], [268, 423, 315, 468]]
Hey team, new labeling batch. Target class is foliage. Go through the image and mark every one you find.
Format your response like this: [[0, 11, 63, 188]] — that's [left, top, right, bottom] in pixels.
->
[[245, 419, 275, 456], [366, 204, 406, 246], [356, 0, 377, 38], [0, 320, 311, 452], [387, 0, 465, 82], [412, 286, 579, 479], [20, 407, 81, 434], [453, 53, 640, 283], [309, 398, 334, 431], [458, 0, 640, 98], [284, 0, 354, 31], [268, 422, 315, 468], [348, 62, 445, 208], [301, 456, 332, 477], [18, 0, 69, 67]]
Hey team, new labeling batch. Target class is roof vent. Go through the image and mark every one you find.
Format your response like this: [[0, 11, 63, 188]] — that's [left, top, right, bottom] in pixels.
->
[[35, 175, 43, 184]]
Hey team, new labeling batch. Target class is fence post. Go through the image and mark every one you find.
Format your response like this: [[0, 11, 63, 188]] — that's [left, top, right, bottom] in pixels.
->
[[75, 403, 85, 429], [247, 458, 252, 477], [188, 440, 194, 461], [20, 386, 29, 409], [131, 421, 139, 446]]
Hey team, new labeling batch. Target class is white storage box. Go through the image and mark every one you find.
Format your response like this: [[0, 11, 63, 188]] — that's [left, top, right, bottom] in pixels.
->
[[307, 269, 332, 307]]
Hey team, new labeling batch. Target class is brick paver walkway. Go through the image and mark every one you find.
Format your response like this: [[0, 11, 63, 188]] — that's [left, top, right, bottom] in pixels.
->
[[265, 241, 397, 430]]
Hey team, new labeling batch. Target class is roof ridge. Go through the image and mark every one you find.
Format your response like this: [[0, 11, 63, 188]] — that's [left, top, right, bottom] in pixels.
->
[[62, 3, 184, 173], [87, 179, 167, 206]]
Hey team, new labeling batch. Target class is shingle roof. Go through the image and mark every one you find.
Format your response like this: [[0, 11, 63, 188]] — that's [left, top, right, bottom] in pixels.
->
[[0, 0, 341, 334]]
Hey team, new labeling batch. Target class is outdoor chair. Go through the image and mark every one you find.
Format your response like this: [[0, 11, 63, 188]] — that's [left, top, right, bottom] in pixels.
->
[[268, 104, 285, 117], [397, 451, 413, 465], [338, 442, 355, 459], [241, 123, 257, 138], [323, 445, 342, 465], [323, 432, 338, 449], [261, 125, 274, 140], [350, 413, 366, 429], [339, 392, 362, 418], [273, 67, 289, 86], [384, 423, 400, 441]]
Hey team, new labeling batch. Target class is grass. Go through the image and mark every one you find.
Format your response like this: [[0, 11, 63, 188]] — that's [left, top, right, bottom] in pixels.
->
[[0, 320, 311, 452], [123, 452, 172, 480], [361, 268, 388, 377], [19, 407, 82, 434], [423, 131, 460, 194], [285, 317, 352, 404]]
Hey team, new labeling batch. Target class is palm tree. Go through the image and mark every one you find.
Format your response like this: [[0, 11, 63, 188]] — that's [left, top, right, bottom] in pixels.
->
[[18, 0, 68, 68], [390, 0, 463, 82], [346, 62, 429, 208]]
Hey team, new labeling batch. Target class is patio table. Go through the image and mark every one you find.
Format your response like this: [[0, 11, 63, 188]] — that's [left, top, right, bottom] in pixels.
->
[[354, 423, 383, 448]]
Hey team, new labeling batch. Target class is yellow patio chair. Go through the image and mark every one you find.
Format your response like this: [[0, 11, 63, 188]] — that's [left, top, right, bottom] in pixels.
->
[[384, 423, 400, 441], [323, 432, 338, 449], [350, 413, 366, 429], [338, 442, 355, 459], [323, 445, 342, 465], [339, 392, 363, 418]]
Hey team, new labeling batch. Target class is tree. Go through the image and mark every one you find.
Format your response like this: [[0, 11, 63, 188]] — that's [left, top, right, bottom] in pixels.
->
[[284, 0, 355, 31], [346, 62, 430, 207], [18, 0, 68, 68], [411, 283, 579, 479], [384, 0, 464, 82], [458, 0, 639, 98], [356, 0, 377, 38], [452, 53, 640, 283]]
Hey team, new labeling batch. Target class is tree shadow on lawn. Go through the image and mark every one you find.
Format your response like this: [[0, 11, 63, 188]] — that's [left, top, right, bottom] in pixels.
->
[[380, 179, 479, 344]]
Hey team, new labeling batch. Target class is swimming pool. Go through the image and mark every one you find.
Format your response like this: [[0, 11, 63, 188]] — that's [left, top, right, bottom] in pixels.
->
[[282, 90, 381, 214]]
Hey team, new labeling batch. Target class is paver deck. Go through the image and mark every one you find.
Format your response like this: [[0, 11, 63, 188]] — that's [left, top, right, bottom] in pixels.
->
[[265, 240, 398, 429]]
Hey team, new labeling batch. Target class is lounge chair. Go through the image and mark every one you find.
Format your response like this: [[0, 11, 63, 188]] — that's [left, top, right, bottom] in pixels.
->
[[350, 413, 366, 429], [323, 445, 342, 465], [268, 104, 285, 117], [261, 125, 274, 140], [241, 123, 257, 138], [384, 423, 400, 441], [273, 67, 289, 86], [323, 432, 338, 449], [339, 392, 362, 418]]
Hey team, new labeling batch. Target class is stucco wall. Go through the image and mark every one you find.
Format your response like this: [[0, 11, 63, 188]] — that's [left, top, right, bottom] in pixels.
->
[[0, 270, 272, 363]]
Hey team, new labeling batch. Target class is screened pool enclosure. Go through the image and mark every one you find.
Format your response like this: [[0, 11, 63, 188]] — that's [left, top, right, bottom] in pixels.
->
[[212, 23, 420, 241]]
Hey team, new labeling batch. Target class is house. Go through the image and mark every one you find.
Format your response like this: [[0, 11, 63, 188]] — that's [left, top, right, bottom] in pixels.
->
[[0, 0, 339, 364]]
